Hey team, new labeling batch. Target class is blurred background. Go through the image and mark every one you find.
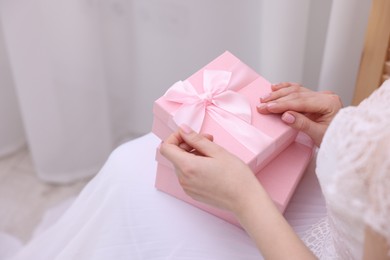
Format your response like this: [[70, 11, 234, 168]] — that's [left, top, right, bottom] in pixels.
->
[[0, 0, 372, 248], [0, 0, 372, 183]]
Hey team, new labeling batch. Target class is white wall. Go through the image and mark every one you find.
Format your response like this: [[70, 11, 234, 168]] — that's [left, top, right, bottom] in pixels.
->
[[0, 0, 372, 182], [318, 0, 371, 105], [258, 0, 312, 84], [302, 0, 333, 89]]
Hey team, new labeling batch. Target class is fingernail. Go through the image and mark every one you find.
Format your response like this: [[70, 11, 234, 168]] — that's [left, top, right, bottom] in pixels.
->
[[260, 93, 271, 101], [257, 103, 266, 110], [282, 113, 295, 124], [180, 124, 193, 134], [266, 102, 276, 109]]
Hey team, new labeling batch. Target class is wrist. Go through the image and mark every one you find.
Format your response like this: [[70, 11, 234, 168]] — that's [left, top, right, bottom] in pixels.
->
[[232, 184, 316, 259], [231, 182, 272, 219]]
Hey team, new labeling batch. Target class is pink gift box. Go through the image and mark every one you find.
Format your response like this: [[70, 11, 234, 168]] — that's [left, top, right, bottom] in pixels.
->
[[155, 132, 314, 227], [152, 51, 315, 226], [153, 51, 299, 173]]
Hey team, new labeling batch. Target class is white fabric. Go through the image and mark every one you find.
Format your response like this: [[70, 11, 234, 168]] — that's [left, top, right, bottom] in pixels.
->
[[0, 233, 22, 260], [0, 0, 370, 183], [9, 133, 327, 260], [11, 78, 390, 259], [303, 79, 390, 259]]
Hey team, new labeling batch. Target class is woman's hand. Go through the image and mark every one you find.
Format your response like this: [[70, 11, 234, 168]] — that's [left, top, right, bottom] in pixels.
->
[[160, 125, 264, 215], [257, 82, 343, 147]]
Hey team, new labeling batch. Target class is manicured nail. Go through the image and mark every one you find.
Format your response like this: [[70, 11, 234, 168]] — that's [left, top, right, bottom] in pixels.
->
[[257, 103, 266, 110], [266, 102, 276, 109], [282, 113, 296, 124], [180, 124, 193, 134]]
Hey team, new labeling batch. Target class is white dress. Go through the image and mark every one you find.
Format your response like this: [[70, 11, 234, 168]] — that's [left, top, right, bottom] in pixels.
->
[[6, 80, 390, 259], [303, 79, 390, 259]]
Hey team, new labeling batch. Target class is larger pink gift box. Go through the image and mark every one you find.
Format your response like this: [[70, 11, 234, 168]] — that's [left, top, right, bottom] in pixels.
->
[[152, 51, 314, 226], [155, 133, 313, 227]]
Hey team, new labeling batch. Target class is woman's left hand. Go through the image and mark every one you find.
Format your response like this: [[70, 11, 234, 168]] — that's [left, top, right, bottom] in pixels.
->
[[160, 125, 264, 214]]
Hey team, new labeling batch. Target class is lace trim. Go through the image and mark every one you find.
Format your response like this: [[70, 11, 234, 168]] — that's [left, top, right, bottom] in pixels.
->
[[301, 217, 337, 259]]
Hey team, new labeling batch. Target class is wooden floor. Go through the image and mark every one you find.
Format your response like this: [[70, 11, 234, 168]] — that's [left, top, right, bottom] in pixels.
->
[[0, 146, 92, 244]]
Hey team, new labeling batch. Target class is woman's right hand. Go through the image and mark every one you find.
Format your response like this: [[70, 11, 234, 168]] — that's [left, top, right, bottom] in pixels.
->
[[257, 82, 343, 147]]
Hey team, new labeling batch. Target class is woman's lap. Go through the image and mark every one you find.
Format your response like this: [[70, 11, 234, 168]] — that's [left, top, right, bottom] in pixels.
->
[[11, 133, 325, 260]]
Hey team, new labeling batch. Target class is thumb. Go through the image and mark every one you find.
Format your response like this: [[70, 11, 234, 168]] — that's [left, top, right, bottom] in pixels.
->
[[281, 111, 324, 146], [179, 125, 222, 158]]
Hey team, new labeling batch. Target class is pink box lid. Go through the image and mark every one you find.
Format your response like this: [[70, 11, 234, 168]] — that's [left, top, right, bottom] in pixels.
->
[[152, 51, 298, 173]]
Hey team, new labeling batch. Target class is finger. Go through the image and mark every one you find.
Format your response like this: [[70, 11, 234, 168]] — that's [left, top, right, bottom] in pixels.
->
[[259, 83, 293, 103], [257, 92, 314, 114], [256, 103, 271, 114], [281, 111, 324, 146], [270, 82, 294, 91], [202, 133, 214, 142], [179, 133, 214, 152], [160, 127, 219, 167], [258, 83, 293, 104], [178, 142, 193, 152], [260, 85, 299, 103], [178, 125, 224, 158], [261, 84, 310, 103], [160, 138, 195, 169], [162, 131, 184, 146], [261, 94, 331, 115]]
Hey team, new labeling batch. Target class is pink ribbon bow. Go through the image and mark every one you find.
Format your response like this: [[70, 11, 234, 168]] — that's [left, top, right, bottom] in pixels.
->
[[164, 69, 273, 155]]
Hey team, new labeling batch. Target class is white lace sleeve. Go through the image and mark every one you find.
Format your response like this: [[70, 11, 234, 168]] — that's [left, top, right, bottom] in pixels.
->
[[313, 80, 390, 259], [359, 81, 390, 247], [364, 132, 390, 247]]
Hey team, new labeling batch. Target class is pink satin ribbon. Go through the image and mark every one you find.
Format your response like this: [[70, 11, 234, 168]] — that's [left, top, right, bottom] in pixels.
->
[[164, 69, 274, 156]]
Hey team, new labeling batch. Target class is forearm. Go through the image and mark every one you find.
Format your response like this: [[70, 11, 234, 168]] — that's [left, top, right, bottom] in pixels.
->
[[235, 186, 316, 259]]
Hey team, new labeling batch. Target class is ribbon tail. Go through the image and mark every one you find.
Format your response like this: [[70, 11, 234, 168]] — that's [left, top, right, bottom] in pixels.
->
[[207, 106, 275, 157], [213, 90, 252, 123]]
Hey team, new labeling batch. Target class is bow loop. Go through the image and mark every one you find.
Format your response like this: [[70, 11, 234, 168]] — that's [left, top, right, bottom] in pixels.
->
[[164, 80, 199, 104], [203, 70, 232, 94]]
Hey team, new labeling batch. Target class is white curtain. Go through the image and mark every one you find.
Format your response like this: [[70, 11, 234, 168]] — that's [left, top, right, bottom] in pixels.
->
[[0, 0, 371, 183]]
